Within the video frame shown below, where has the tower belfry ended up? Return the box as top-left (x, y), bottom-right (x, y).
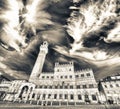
top-left (29, 41), bottom-right (48, 83)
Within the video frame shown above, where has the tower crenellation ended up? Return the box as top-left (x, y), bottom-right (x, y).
top-left (54, 61), bottom-right (74, 67)
top-left (54, 61), bottom-right (74, 73)
top-left (39, 41), bottom-right (48, 54)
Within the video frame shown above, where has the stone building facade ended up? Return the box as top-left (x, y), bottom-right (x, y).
top-left (99, 75), bottom-right (120, 104)
top-left (0, 80), bottom-right (11, 100)
top-left (0, 41), bottom-right (120, 106)
top-left (4, 80), bottom-right (35, 102)
top-left (28, 63), bottom-right (100, 106)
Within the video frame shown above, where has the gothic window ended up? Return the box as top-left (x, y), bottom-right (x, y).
top-left (37, 94), bottom-right (40, 100)
top-left (47, 76), bottom-right (49, 79)
top-left (55, 86), bottom-right (58, 89)
top-left (44, 86), bottom-right (47, 89)
top-left (75, 75), bottom-right (79, 78)
top-left (70, 85), bottom-right (73, 89)
top-left (48, 94), bottom-right (51, 99)
top-left (49, 86), bottom-right (52, 89)
top-left (40, 85), bottom-right (42, 88)
top-left (92, 95), bottom-right (97, 100)
top-left (81, 74), bottom-right (84, 77)
top-left (59, 94), bottom-right (62, 99)
top-left (65, 76), bottom-right (67, 78)
top-left (86, 73), bottom-right (90, 76)
top-left (89, 84), bottom-right (94, 88)
top-left (110, 84), bottom-right (113, 88)
top-left (78, 94), bottom-right (82, 100)
top-left (43, 94), bottom-right (46, 100)
top-left (19, 86), bottom-right (29, 99)
top-left (65, 94), bottom-right (68, 99)
top-left (54, 94), bottom-right (57, 99)
top-left (32, 93), bottom-right (35, 98)
top-left (51, 76), bottom-right (53, 79)
top-left (30, 87), bottom-right (33, 92)
top-left (60, 86), bottom-right (63, 89)
top-left (70, 75), bottom-right (72, 78)
top-left (60, 76), bottom-right (63, 79)
top-left (83, 85), bottom-right (87, 88)
top-left (70, 94), bottom-right (74, 100)
top-left (77, 85), bottom-right (80, 89)
top-left (64, 86), bottom-right (68, 89)
top-left (42, 76), bottom-right (45, 79)
top-left (85, 94), bottom-right (89, 99)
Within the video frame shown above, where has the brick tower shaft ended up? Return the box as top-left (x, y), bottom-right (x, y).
top-left (29, 41), bottom-right (48, 83)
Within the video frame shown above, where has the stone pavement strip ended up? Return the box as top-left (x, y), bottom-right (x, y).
top-left (0, 102), bottom-right (120, 109)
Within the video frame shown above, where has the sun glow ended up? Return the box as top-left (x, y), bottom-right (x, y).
top-left (0, 0), bottom-right (52, 53)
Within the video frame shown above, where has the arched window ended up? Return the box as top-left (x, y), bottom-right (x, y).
top-left (65, 94), bottom-right (68, 99)
top-left (19, 86), bottom-right (29, 99)
top-left (30, 87), bottom-right (33, 92)
top-left (48, 94), bottom-right (51, 99)
top-left (54, 94), bottom-right (57, 99)
top-left (32, 93), bottom-right (35, 98)
top-left (81, 74), bottom-right (84, 77)
top-left (43, 94), bottom-right (46, 100)
top-left (77, 85), bottom-right (80, 89)
top-left (37, 94), bottom-right (40, 100)
top-left (70, 94), bottom-right (74, 100)
top-left (110, 84), bottom-right (113, 88)
top-left (78, 94), bottom-right (82, 100)
top-left (86, 73), bottom-right (90, 76)
top-left (59, 94), bottom-right (62, 99)
top-left (92, 94), bottom-right (97, 100)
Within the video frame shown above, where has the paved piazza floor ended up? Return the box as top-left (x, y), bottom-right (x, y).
top-left (0, 102), bottom-right (120, 109)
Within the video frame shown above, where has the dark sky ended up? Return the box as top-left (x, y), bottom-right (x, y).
top-left (0, 0), bottom-right (120, 80)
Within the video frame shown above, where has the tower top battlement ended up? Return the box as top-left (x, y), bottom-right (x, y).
top-left (40, 41), bottom-right (48, 49)
top-left (55, 61), bottom-right (74, 67)
top-left (39, 41), bottom-right (48, 54)
top-left (54, 61), bottom-right (74, 73)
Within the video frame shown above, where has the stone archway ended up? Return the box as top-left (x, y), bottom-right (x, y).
top-left (19, 86), bottom-right (29, 100)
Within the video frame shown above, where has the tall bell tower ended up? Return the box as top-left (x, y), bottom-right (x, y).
top-left (29, 41), bottom-right (48, 83)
